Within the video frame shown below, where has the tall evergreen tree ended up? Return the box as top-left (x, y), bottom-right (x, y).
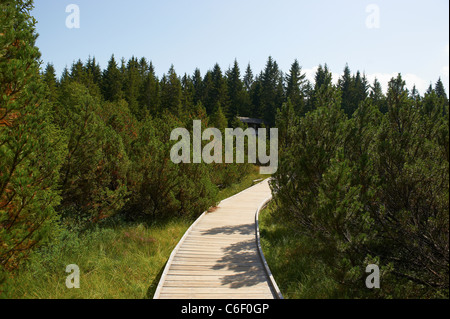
top-left (203, 64), bottom-right (229, 118)
top-left (285, 59), bottom-right (307, 114)
top-left (338, 64), bottom-right (353, 116)
top-left (43, 63), bottom-right (59, 103)
top-left (181, 73), bottom-right (195, 114)
top-left (243, 63), bottom-right (254, 92)
top-left (212, 63), bottom-right (230, 117)
top-left (260, 56), bottom-right (284, 126)
top-left (160, 65), bottom-right (182, 116)
top-left (139, 61), bottom-right (160, 117)
top-left (192, 68), bottom-right (203, 106)
top-left (102, 55), bottom-right (123, 102)
top-left (435, 77), bottom-right (449, 116)
top-left (307, 64), bottom-right (334, 112)
top-left (1, 0), bottom-right (66, 278)
top-left (250, 73), bottom-right (263, 118)
top-left (370, 78), bottom-right (388, 114)
top-left (435, 77), bottom-right (448, 101)
top-left (123, 56), bottom-right (141, 116)
top-left (226, 60), bottom-right (247, 121)
top-left (353, 71), bottom-right (369, 109)
top-left (86, 56), bottom-right (102, 86)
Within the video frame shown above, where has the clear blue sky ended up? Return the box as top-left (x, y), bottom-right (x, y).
top-left (32, 0), bottom-right (449, 94)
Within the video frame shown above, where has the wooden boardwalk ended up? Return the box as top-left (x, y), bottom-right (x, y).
top-left (154, 179), bottom-right (283, 299)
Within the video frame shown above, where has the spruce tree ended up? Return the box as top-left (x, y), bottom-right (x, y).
top-left (285, 59), bottom-right (307, 114)
top-left (435, 77), bottom-right (448, 101)
top-left (370, 78), bottom-right (388, 114)
top-left (160, 65), bottom-right (182, 116)
top-left (338, 64), bottom-right (353, 116)
top-left (261, 56), bottom-right (284, 126)
top-left (139, 61), bottom-right (160, 117)
top-left (102, 54), bottom-right (123, 102)
top-left (226, 60), bottom-right (246, 121)
top-left (123, 56), bottom-right (142, 117)
top-left (243, 63), bottom-right (254, 92)
top-left (43, 63), bottom-right (59, 103)
top-left (181, 73), bottom-right (195, 115)
top-left (307, 64), bottom-right (334, 112)
top-left (192, 68), bottom-right (204, 106)
top-left (86, 56), bottom-right (102, 87)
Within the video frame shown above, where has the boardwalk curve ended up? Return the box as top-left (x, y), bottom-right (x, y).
top-left (153, 179), bottom-right (283, 299)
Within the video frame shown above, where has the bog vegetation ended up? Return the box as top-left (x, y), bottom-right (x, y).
top-left (1, 0), bottom-right (448, 298)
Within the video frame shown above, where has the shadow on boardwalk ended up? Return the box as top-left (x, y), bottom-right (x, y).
top-left (202, 224), bottom-right (267, 289)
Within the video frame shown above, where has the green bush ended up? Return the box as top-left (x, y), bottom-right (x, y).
top-left (54, 82), bottom-right (130, 220)
top-left (272, 75), bottom-right (449, 298)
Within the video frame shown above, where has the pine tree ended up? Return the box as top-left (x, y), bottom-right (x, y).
top-left (307, 64), bottom-right (334, 112)
top-left (260, 56), bottom-right (284, 126)
top-left (139, 61), bottom-right (160, 117)
top-left (352, 71), bottom-right (369, 111)
top-left (192, 68), bottom-right (203, 106)
top-left (202, 64), bottom-right (230, 118)
top-left (70, 59), bottom-right (86, 84)
top-left (102, 55), bottom-right (123, 102)
top-left (226, 60), bottom-right (247, 121)
top-left (181, 73), bottom-right (195, 115)
top-left (160, 65), bottom-right (182, 116)
top-left (86, 56), bottom-right (102, 86)
top-left (56, 82), bottom-right (129, 220)
top-left (370, 78), bottom-right (388, 114)
top-left (211, 104), bottom-right (228, 131)
top-left (338, 64), bottom-right (353, 116)
top-left (435, 77), bottom-right (449, 116)
top-left (211, 63), bottom-right (230, 117)
top-left (243, 63), bottom-right (254, 92)
top-left (285, 59), bottom-right (307, 114)
top-left (250, 73), bottom-right (263, 118)
top-left (314, 64), bottom-right (333, 90)
top-left (138, 57), bottom-right (150, 79)
top-left (123, 56), bottom-right (142, 117)
top-left (435, 77), bottom-right (448, 101)
top-left (43, 63), bottom-right (59, 103)
top-left (276, 99), bottom-right (299, 151)
top-left (1, 0), bottom-right (66, 277)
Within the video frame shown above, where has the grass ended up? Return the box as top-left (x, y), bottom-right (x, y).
top-left (258, 202), bottom-right (447, 299)
top-left (4, 166), bottom-right (269, 299)
top-left (258, 202), bottom-right (344, 299)
top-left (6, 218), bottom-right (191, 299)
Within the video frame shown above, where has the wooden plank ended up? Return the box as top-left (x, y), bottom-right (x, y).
top-left (163, 275), bottom-right (269, 282)
top-left (160, 287), bottom-right (272, 294)
top-left (153, 179), bottom-right (281, 300)
top-left (171, 258), bottom-right (261, 264)
top-left (163, 281), bottom-right (271, 288)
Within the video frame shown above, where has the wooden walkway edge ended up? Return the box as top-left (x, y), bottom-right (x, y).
top-left (153, 179), bottom-right (283, 299)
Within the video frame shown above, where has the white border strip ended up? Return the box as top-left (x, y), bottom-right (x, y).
top-left (153, 178), bottom-right (270, 299)
top-left (255, 196), bottom-right (284, 299)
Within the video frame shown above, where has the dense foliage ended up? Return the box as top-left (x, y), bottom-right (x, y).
top-left (0, 0), bottom-right (66, 283)
top-left (272, 68), bottom-right (449, 298)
